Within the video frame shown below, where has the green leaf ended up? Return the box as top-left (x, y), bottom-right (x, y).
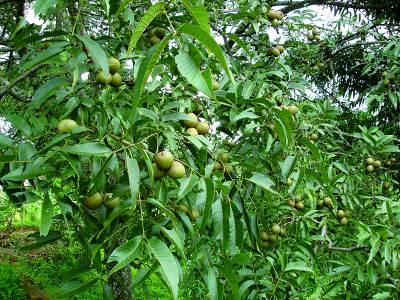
top-left (114, 0), bottom-right (132, 17)
top-left (175, 51), bottom-right (214, 99)
top-left (232, 109), bottom-right (258, 123)
top-left (248, 172), bottom-right (277, 194)
top-left (31, 77), bottom-right (68, 109)
top-left (159, 226), bottom-right (186, 260)
top-left (126, 157), bottom-right (139, 209)
top-left (33, 0), bottom-right (58, 15)
top-left (178, 174), bottom-right (199, 199)
top-left (284, 262), bottom-right (313, 273)
top-left (23, 41), bottom-right (68, 70)
top-left (57, 279), bottom-right (99, 298)
top-left (162, 112), bottom-right (199, 122)
top-left (281, 155), bottom-right (297, 180)
top-left (6, 114), bottom-right (32, 137)
top-left (201, 178), bottom-right (215, 231)
top-left (40, 195), bottom-right (53, 236)
top-left (77, 35), bottom-right (109, 76)
top-left (132, 35), bottom-right (171, 110)
top-left (182, 1), bottom-right (210, 32)
top-left (206, 267), bottom-right (218, 300)
top-left (126, 3), bottom-right (165, 55)
top-left (367, 236), bottom-right (381, 264)
top-left (0, 133), bottom-right (14, 149)
top-left (178, 24), bottom-right (235, 86)
top-left (229, 34), bottom-right (252, 57)
top-left (107, 236), bottom-right (142, 276)
top-left (63, 143), bottom-right (112, 156)
top-left (147, 238), bottom-right (179, 300)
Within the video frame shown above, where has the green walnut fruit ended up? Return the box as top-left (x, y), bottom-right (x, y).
top-left (57, 119), bottom-right (78, 133)
top-left (383, 182), bottom-right (390, 189)
top-left (295, 195), bottom-right (302, 202)
top-left (385, 160), bottom-right (392, 167)
top-left (96, 70), bottom-right (112, 85)
top-left (183, 112), bottom-right (198, 128)
top-left (287, 200), bottom-right (295, 207)
top-left (366, 164), bottom-right (374, 172)
top-left (287, 178), bottom-right (293, 185)
top-left (167, 161), bottom-right (186, 179)
top-left (317, 62), bottom-right (325, 68)
top-left (277, 45), bottom-right (285, 53)
top-left (213, 161), bottom-right (222, 171)
top-left (268, 234), bottom-right (278, 243)
top-left (152, 163), bottom-right (165, 179)
top-left (279, 228), bottom-right (286, 237)
top-left (261, 240), bottom-right (270, 248)
top-left (275, 11), bottom-right (284, 20)
top-left (390, 157), bottom-right (396, 163)
top-left (212, 79), bottom-right (220, 90)
top-left (271, 47), bottom-right (281, 57)
top-left (340, 217), bottom-right (348, 226)
top-left (84, 192), bottom-right (103, 209)
top-left (344, 209), bottom-right (352, 218)
top-left (366, 157), bottom-right (374, 165)
top-left (175, 204), bottom-right (189, 214)
top-left (271, 225), bottom-right (281, 234)
top-left (104, 196), bottom-right (121, 209)
top-left (310, 133), bottom-right (318, 141)
top-left (189, 209), bottom-right (200, 221)
top-left (337, 210), bottom-right (345, 219)
top-left (108, 58), bottom-right (120, 74)
top-left (186, 127), bottom-right (198, 136)
top-left (149, 35), bottom-right (161, 45)
top-left (110, 72), bottom-right (122, 87)
top-left (260, 231), bottom-right (269, 241)
top-left (287, 105), bottom-right (299, 116)
top-left (373, 160), bottom-right (381, 168)
top-left (223, 164), bottom-right (234, 176)
top-left (312, 28), bottom-right (319, 36)
top-left (154, 151), bottom-right (174, 170)
top-left (266, 10), bottom-right (277, 21)
top-left (218, 152), bottom-right (230, 163)
top-left (307, 34), bottom-right (315, 41)
top-left (196, 122), bottom-right (209, 135)
top-left (323, 197), bottom-right (332, 207)
top-left (314, 35), bottom-right (320, 41)
top-left (295, 202), bottom-right (304, 210)
top-left (154, 27), bottom-right (166, 39)
top-left (317, 200), bottom-right (324, 208)
top-left (271, 19), bottom-right (280, 28)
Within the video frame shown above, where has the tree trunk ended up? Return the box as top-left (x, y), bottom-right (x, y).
top-left (107, 265), bottom-right (134, 300)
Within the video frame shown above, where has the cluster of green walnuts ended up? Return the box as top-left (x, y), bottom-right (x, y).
top-left (95, 57), bottom-right (123, 87)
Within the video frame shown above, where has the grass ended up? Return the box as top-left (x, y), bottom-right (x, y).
top-left (0, 198), bottom-right (174, 299)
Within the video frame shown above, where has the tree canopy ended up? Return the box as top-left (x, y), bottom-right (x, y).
top-left (0, 0), bottom-right (399, 299)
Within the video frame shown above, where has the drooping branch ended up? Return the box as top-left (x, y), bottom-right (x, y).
top-left (0, 77), bottom-right (27, 101)
top-left (321, 225), bottom-right (368, 252)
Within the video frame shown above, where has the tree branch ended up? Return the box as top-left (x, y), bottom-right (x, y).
top-left (275, 0), bottom-right (399, 14)
top-left (321, 225), bottom-right (368, 252)
top-left (0, 65), bottom-right (42, 101)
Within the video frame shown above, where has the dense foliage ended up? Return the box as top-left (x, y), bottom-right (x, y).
top-left (0, 0), bottom-right (399, 299)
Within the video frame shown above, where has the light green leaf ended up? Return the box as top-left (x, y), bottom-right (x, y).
top-left (23, 41), bottom-right (68, 70)
top-left (175, 51), bottom-right (214, 99)
top-left (126, 157), bottom-right (139, 209)
top-left (40, 195), bottom-right (53, 236)
top-left (63, 143), bottom-right (112, 156)
top-left (114, 0), bottom-right (132, 17)
top-left (178, 174), bottom-right (199, 199)
top-left (107, 236), bottom-right (142, 275)
top-left (77, 35), bottom-right (109, 76)
top-left (182, 1), bottom-right (210, 32)
top-left (281, 155), bottom-right (297, 180)
top-left (232, 109), bottom-right (258, 123)
top-left (33, 0), bottom-right (58, 15)
top-left (248, 172), bottom-right (277, 194)
top-left (31, 77), bottom-right (68, 109)
top-left (201, 178), bottom-right (215, 231)
top-left (284, 262), bottom-right (313, 273)
top-left (0, 133), bottom-right (14, 149)
top-left (147, 238), bottom-right (179, 300)
top-left (178, 24), bottom-right (235, 86)
top-left (5, 114), bottom-right (32, 137)
top-left (159, 226), bottom-right (185, 260)
top-left (132, 35), bottom-right (171, 110)
top-left (126, 3), bottom-right (165, 55)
